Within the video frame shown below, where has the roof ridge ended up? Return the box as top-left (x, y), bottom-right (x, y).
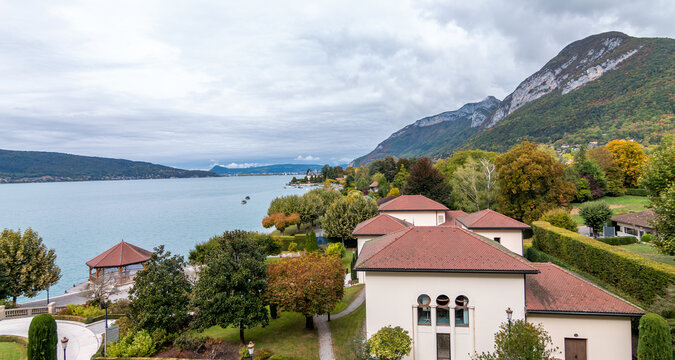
top-left (538, 263), bottom-right (644, 311)
top-left (456, 226), bottom-right (537, 270)
top-left (358, 227), bottom-right (416, 267)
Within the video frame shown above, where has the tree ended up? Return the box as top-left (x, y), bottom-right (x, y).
top-left (305, 229), bottom-right (318, 252)
top-left (0, 228), bottom-right (61, 306)
top-left (267, 195), bottom-right (301, 216)
top-left (0, 258), bottom-right (11, 303)
top-left (402, 157), bottom-right (451, 205)
top-left (325, 242), bottom-right (345, 258)
top-left (606, 139), bottom-right (647, 188)
top-left (640, 136), bottom-right (675, 254)
top-left (298, 191), bottom-right (323, 226)
top-left (579, 201), bottom-right (612, 238)
top-left (387, 187), bottom-right (400, 197)
top-left (262, 212), bottom-right (301, 234)
top-left (392, 164), bottom-right (410, 190)
top-left (587, 146), bottom-right (625, 195)
top-left (369, 156), bottom-right (398, 182)
top-left (191, 230), bottom-right (269, 343)
top-left (474, 320), bottom-right (558, 360)
top-left (323, 196), bottom-right (378, 241)
top-left (366, 326), bottom-right (412, 360)
top-left (436, 150), bottom-right (499, 181)
top-left (495, 142), bottom-right (576, 223)
top-left (539, 208), bottom-right (578, 232)
top-left (28, 314), bottom-right (57, 360)
top-left (450, 157), bottom-right (499, 212)
top-left (128, 246), bottom-right (192, 334)
top-left (265, 253), bottom-right (344, 329)
top-left (574, 148), bottom-right (607, 199)
top-left (638, 313), bottom-right (672, 360)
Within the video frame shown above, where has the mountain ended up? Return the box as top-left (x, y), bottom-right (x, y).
top-left (353, 32), bottom-right (674, 163)
top-left (209, 163), bottom-right (323, 175)
top-left (351, 96), bottom-right (500, 165)
top-left (0, 149), bottom-right (216, 183)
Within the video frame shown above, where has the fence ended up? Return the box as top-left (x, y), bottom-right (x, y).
top-left (0, 302), bottom-right (59, 320)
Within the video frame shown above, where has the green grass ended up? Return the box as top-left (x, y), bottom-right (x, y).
top-left (571, 195), bottom-right (650, 225)
top-left (342, 250), bottom-right (354, 272)
top-left (332, 284), bottom-right (364, 315)
top-left (0, 342), bottom-right (26, 360)
top-left (201, 311), bottom-right (319, 360)
top-left (330, 303), bottom-right (366, 360)
top-left (619, 243), bottom-right (675, 266)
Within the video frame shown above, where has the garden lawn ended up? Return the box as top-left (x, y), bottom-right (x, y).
top-left (330, 303), bottom-right (366, 360)
top-left (332, 284), bottom-right (364, 315)
top-left (201, 311), bottom-right (319, 360)
top-left (619, 243), bottom-right (675, 267)
top-left (0, 342), bottom-right (26, 360)
top-left (571, 195), bottom-right (649, 225)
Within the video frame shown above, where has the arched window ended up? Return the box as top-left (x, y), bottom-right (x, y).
top-left (455, 295), bottom-right (469, 326)
top-left (417, 294), bottom-right (431, 325)
top-left (436, 295), bottom-right (450, 325)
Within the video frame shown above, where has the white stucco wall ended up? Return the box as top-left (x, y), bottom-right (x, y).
top-left (470, 229), bottom-right (524, 255)
top-left (364, 271), bottom-right (526, 360)
top-left (382, 211), bottom-right (445, 226)
top-left (356, 236), bottom-right (373, 284)
top-left (527, 314), bottom-right (633, 360)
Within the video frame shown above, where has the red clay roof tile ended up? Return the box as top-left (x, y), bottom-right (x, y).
top-left (457, 209), bottom-right (530, 229)
top-left (352, 213), bottom-right (411, 236)
top-left (441, 210), bottom-right (468, 227)
top-left (86, 241), bottom-right (153, 268)
top-left (378, 195), bottom-right (449, 212)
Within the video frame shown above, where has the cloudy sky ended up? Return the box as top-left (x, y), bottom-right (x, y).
top-left (1, 0), bottom-right (673, 169)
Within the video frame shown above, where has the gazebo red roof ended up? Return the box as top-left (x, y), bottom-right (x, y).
top-left (86, 241), bottom-right (153, 268)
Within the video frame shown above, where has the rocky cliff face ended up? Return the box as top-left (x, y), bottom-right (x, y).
top-left (480, 32), bottom-right (641, 129)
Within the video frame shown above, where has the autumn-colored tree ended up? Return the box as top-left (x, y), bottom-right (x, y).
top-left (402, 157), bottom-right (451, 205)
top-left (262, 212), bottom-right (301, 234)
top-left (587, 146), bottom-right (625, 195)
top-left (265, 253), bottom-right (344, 329)
top-left (495, 142), bottom-right (576, 223)
top-left (606, 139), bottom-right (647, 188)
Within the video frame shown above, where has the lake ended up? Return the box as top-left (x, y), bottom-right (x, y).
top-left (0, 175), bottom-right (311, 301)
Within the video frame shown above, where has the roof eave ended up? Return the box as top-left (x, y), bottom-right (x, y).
top-left (526, 310), bottom-right (644, 317)
top-left (354, 267), bottom-right (539, 274)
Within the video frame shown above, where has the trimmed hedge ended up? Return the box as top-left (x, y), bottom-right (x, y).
top-left (28, 313), bottom-right (57, 360)
top-left (638, 313), bottom-right (672, 360)
top-left (532, 221), bottom-right (675, 306)
top-left (598, 236), bottom-right (639, 245)
top-left (0, 335), bottom-right (28, 346)
top-left (524, 246), bottom-right (551, 263)
top-left (274, 234), bottom-right (307, 251)
top-left (626, 188), bottom-right (649, 196)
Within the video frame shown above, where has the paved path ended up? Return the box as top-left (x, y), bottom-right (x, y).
top-left (20, 291), bottom-right (90, 308)
top-left (314, 287), bottom-right (366, 360)
top-left (0, 318), bottom-right (100, 360)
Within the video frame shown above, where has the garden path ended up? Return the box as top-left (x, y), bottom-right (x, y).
top-left (314, 289), bottom-right (365, 360)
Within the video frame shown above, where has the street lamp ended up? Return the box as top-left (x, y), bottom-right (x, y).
top-left (506, 307), bottom-right (513, 336)
top-left (247, 341), bottom-right (255, 360)
top-left (104, 294), bottom-right (109, 329)
top-left (61, 337), bottom-right (69, 360)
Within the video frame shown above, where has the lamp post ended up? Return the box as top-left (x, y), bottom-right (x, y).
top-left (104, 295), bottom-right (109, 329)
top-left (247, 341), bottom-right (255, 360)
top-left (506, 307), bottom-right (513, 336)
top-left (61, 337), bottom-right (69, 360)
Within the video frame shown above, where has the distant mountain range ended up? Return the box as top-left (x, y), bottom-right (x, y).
top-left (353, 31), bottom-right (674, 164)
top-left (209, 163), bottom-right (323, 175)
top-left (0, 149), bottom-right (216, 183)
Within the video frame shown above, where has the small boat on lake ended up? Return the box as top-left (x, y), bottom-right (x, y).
top-left (245, 196), bottom-right (250, 200)
top-left (241, 200), bottom-right (247, 204)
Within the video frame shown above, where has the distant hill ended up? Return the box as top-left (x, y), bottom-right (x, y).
top-left (0, 149), bottom-right (216, 183)
top-left (209, 163), bottom-right (323, 175)
top-left (353, 32), bottom-right (674, 164)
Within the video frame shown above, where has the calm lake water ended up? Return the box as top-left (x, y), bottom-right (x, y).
top-left (0, 175), bottom-right (310, 301)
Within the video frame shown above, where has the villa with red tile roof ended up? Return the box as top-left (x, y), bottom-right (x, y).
top-left (456, 208), bottom-right (530, 255)
top-left (352, 195), bottom-right (643, 360)
top-left (378, 195), bottom-right (449, 226)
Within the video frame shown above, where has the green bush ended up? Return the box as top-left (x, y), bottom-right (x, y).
top-left (275, 235), bottom-right (306, 251)
top-left (598, 236), bottom-right (638, 245)
top-left (326, 242), bottom-right (346, 258)
top-left (627, 188), bottom-right (649, 196)
top-left (638, 313), bottom-right (672, 360)
top-left (28, 314), bottom-right (57, 360)
top-left (173, 332), bottom-right (204, 352)
top-left (524, 247), bottom-right (551, 262)
top-left (65, 304), bottom-right (105, 317)
top-left (305, 230), bottom-right (319, 252)
top-left (532, 221), bottom-right (675, 306)
top-left (288, 242), bottom-right (298, 252)
top-left (641, 234), bottom-right (654, 243)
top-left (106, 329), bottom-right (155, 357)
top-left (539, 208), bottom-right (578, 232)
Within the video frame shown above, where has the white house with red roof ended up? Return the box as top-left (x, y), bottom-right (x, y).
top-left (353, 196), bottom-right (644, 360)
top-left (378, 195), bottom-right (450, 226)
top-left (456, 208), bottom-right (530, 256)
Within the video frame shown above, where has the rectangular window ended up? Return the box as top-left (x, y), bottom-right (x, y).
top-left (437, 307), bottom-right (450, 325)
top-left (418, 307), bottom-right (431, 325)
top-left (494, 237), bottom-right (501, 243)
top-left (455, 308), bottom-right (469, 326)
top-left (437, 333), bottom-right (451, 360)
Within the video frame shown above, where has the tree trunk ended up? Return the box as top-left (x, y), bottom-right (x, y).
top-left (305, 315), bottom-right (314, 330)
top-left (270, 304), bottom-right (278, 319)
top-left (12, 296), bottom-right (17, 307)
top-left (240, 322), bottom-right (245, 344)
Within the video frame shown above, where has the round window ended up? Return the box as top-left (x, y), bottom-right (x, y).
top-left (455, 295), bottom-right (469, 307)
top-left (417, 294), bottom-right (431, 306)
top-left (436, 295), bottom-right (450, 306)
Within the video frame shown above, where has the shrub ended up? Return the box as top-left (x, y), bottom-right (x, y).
top-left (638, 313), bottom-right (672, 360)
top-left (367, 326), bottom-right (411, 360)
top-left (627, 188), bottom-right (649, 196)
top-left (173, 332), bottom-right (204, 352)
top-left (532, 221), bottom-right (675, 306)
top-left (539, 208), bottom-right (578, 232)
top-left (474, 320), bottom-right (558, 360)
top-left (524, 247), bottom-right (550, 263)
top-left (106, 329), bottom-right (155, 357)
top-left (239, 346), bottom-right (273, 360)
top-left (65, 304), bottom-right (104, 317)
top-left (287, 242), bottom-right (298, 252)
top-left (641, 234), bottom-right (654, 243)
top-left (110, 299), bottom-right (131, 314)
top-left (326, 242), bottom-right (346, 258)
top-left (578, 201), bottom-right (612, 237)
top-left (305, 229), bottom-right (319, 252)
top-left (28, 314), bottom-right (57, 360)
top-left (598, 236), bottom-right (638, 245)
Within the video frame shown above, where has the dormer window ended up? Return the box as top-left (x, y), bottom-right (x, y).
top-left (417, 294), bottom-right (431, 325)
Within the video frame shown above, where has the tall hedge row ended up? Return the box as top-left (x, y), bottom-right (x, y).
top-left (28, 314), bottom-right (57, 360)
top-left (532, 221), bottom-right (675, 306)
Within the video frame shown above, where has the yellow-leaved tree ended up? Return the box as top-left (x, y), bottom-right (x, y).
top-left (606, 139), bottom-right (648, 188)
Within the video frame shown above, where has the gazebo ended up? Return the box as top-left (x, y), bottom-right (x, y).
top-left (86, 240), bottom-right (153, 284)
